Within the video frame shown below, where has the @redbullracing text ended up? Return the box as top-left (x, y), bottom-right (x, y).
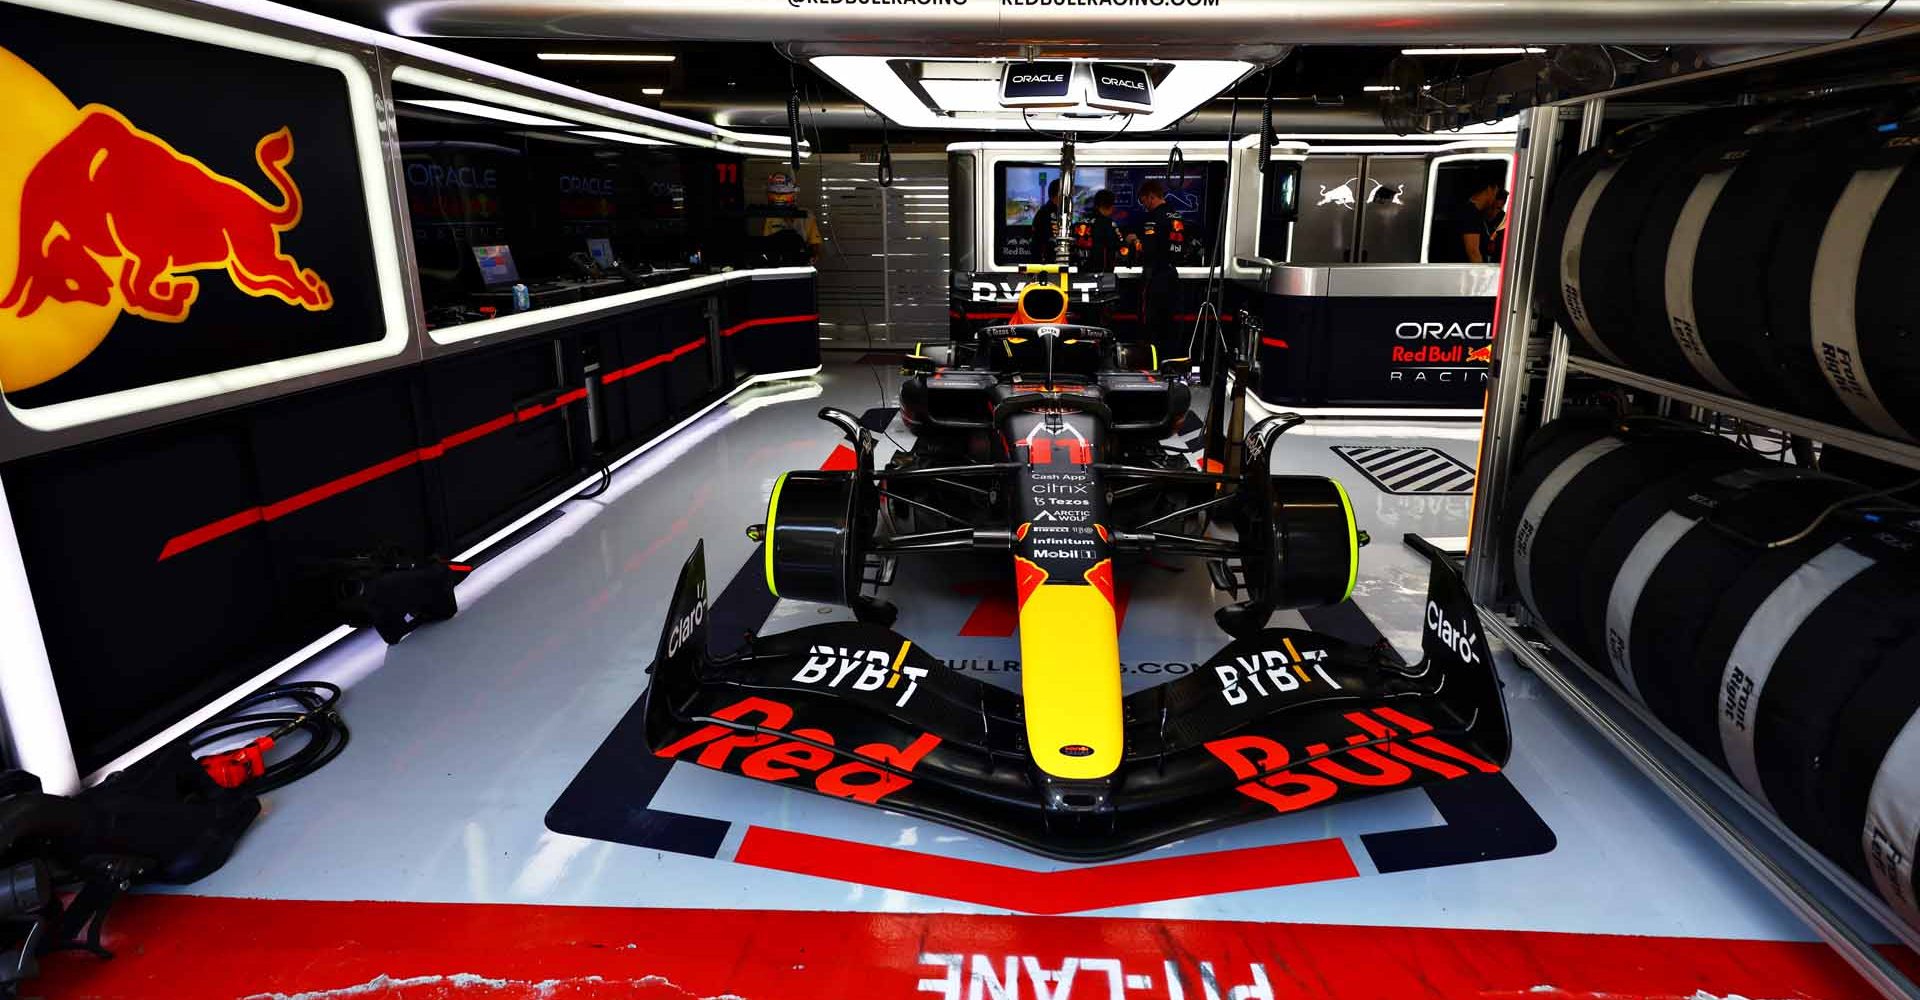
top-left (918, 954), bottom-right (1273, 1000)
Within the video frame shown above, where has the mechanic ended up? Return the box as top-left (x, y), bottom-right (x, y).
top-left (1434, 167), bottom-right (1509, 264)
top-left (759, 171), bottom-right (823, 265)
top-left (1128, 179), bottom-right (1182, 347)
top-left (1029, 179), bottom-right (1064, 264)
top-left (1072, 189), bottom-right (1124, 273)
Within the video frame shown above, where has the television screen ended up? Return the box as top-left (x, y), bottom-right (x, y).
top-left (995, 161), bottom-right (1226, 265)
top-left (587, 237), bottom-right (615, 268)
top-left (472, 244), bottom-right (520, 287)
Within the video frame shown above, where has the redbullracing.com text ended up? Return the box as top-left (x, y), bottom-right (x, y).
top-left (1003, 0), bottom-right (1222, 6)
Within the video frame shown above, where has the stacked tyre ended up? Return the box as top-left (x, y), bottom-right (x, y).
top-left (1538, 95), bottom-right (1920, 441)
top-left (1508, 419), bottom-right (1920, 926)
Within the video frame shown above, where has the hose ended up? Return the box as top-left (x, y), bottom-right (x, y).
top-left (187, 682), bottom-right (349, 795)
top-left (787, 84), bottom-right (802, 179)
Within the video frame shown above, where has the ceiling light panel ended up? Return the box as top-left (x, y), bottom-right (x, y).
top-left (813, 56), bottom-right (1249, 133)
top-left (538, 52), bottom-right (676, 62)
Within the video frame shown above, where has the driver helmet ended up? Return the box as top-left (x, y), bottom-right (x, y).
top-left (767, 172), bottom-right (798, 206)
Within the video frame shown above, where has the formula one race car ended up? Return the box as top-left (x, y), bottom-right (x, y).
top-left (644, 268), bottom-right (1510, 860)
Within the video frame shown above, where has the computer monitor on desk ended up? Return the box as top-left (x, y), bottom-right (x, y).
top-left (472, 244), bottom-right (520, 288)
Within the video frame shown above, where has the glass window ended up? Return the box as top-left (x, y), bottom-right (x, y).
top-left (1256, 159), bottom-right (1302, 261)
top-left (394, 84), bottom-right (719, 331)
top-left (1424, 155), bottom-right (1514, 263)
top-left (991, 161), bottom-right (1229, 267)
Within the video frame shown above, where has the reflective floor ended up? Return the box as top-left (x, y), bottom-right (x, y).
top-left (36, 364), bottom-right (1888, 999)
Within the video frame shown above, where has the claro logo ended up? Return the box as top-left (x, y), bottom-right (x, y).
top-left (1396, 321), bottom-right (1492, 341)
top-left (664, 583), bottom-right (706, 660)
top-left (1427, 600), bottom-right (1480, 666)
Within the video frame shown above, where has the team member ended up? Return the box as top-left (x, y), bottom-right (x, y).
top-left (1128, 179), bottom-right (1182, 347)
top-left (1072, 189), bottom-right (1124, 273)
top-left (760, 172), bottom-right (822, 264)
top-left (1434, 169), bottom-right (1508, 264)
top-left (1029, 179), bottom-right (1064, 264)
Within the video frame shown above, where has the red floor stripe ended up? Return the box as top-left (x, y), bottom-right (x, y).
top-left (819, 443), bottom-right (858, 471)
top-left (721, 313), bottom-right (818, 337)
top-left (734, 826), bottom-right (1358, 914)
top-left (30, 896), bottom-right (1902, 999)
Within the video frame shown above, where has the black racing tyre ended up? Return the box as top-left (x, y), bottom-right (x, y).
top-left (1244, 474), bottom-right (1360, 611)
top-left (1539, 113), bottom-right (1756, 379)
top-left (1572, 453), bottom-right (1769, 714)
top-left (764, 470), bottom-right (862, 605)
top-left (1768, 96), bottom-right (1920, 434)
top-left (1815, 636), bottom-right (1920, 922)
top-left (1601, 467), bottom-right (1870, 755)
top-left (1506, 418), bottom-right (1746, 661)
top-left (1688, 517), bottom-right (1920, 847)
top-left (1626, 107), bottom-right (1852, 402)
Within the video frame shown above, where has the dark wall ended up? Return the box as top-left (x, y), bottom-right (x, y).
top-left (2, 277), bottom-right (816, 771)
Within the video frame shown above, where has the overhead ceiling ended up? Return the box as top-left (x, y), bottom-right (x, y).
top-left (277, 0), bottom-right (1918, 141)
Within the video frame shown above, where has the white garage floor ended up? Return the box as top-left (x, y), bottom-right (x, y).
top-left (34, 364), bottom-right (1895, 1000)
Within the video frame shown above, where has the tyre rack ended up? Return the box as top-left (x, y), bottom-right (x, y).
top-left (1463, 23), bottom-right (1920, 1000)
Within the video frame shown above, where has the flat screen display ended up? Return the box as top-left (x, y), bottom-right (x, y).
top-left (995, 162), bottom-right (1227, 265)
top-left (472, 244), bottom-right (520, 287)
top-left (587, 237), bottom-right (615, 268)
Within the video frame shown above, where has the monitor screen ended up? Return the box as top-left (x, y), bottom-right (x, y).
top-left (995, 162), bottom-right (1227, 265)
top-left (587, 238), bottom-right (615, 269)
top-left (472, 244), bottom-right (519, 287)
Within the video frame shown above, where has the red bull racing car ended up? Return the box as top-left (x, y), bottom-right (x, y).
top-left (644, 272), bottom-right (1510, 860)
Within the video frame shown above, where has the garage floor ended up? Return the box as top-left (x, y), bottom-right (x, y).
top-left (32, 364), bottom-right (1897, 999)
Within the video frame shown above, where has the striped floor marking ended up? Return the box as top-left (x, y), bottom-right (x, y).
top-left (1334, 445), bottom-right (1476, 495)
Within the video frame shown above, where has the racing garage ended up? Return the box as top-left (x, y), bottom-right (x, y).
top-left (4, 1), bottom-right (1920, 998)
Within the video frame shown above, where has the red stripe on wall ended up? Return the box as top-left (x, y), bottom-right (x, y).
top-left (30, 896), bottom-right (1900, 999)
top-left (156, 313), bottom-right (792, 562)
top-left (721, 313), bottom-right (818, 337)
top-left (156, 386), bottom-right (593, 562)
top-left (734, 826), bottom-right (1358, 914)
top-left (599, 337), bottom-right (706, 385)
top-left (1261, 336), bottom-right (1290, 349)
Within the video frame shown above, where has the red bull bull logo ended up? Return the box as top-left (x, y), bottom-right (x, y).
top-left (1467, 345), bottom-right (1493, 363)
top-left (0, 46), bottom-right (329, 392)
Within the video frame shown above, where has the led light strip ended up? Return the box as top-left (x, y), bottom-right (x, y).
top-left (182, 0), bottom-right (793, 150)
top-left (1, 0), bottom-right (411, 434)
top-left (394, 67), bottom-right (809, 158)
top-left (428, 266), bottom-right (816, 347)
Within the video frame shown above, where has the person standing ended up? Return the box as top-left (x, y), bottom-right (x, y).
top-left (1029, 179), bottom-right (1064, 264)
top-left (1073, 189), bottom-right (1123, 273)
top-left (759, 172), bottom-right (822, 264)
top-left (1128, 179), bottom-right (1182, 347)
top-left (1434, 169), bottom-right (1508, 264)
